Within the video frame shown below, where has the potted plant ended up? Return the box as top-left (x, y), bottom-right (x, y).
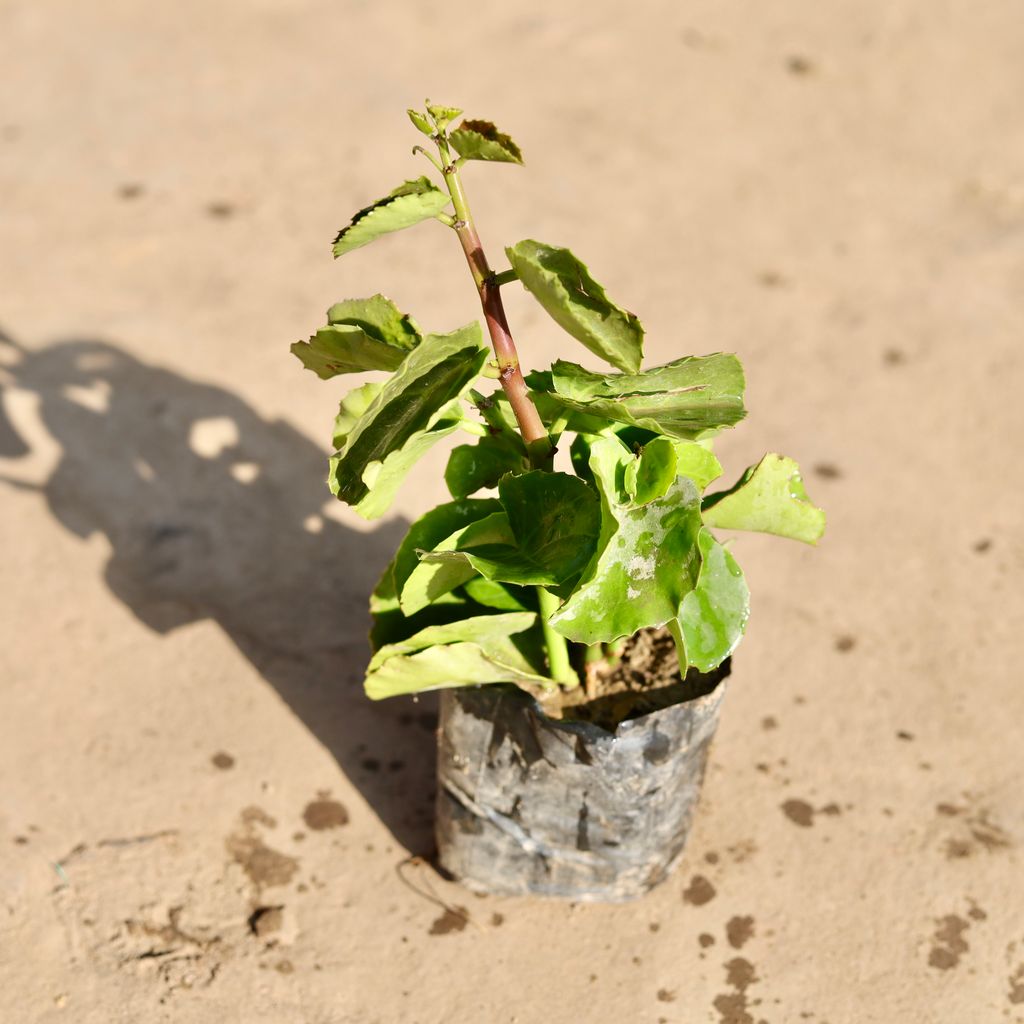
top-left (291, 103), bottom-right (825, 901)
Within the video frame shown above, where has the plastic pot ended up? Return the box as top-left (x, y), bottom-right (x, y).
top-left (434, 662), bottom-right (729, 902)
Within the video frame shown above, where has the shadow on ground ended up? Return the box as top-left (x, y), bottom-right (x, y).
top-left (0, 330), bottom-right (439, 853)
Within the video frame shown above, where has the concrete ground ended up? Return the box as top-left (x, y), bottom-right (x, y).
top-left (2, 1), bottom-right (1022, 1021)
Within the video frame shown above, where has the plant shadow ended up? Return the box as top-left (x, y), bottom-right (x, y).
top-left (0, 331), bottom-right (439, 853)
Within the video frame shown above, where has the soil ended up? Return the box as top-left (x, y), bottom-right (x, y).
top-left (544, 627), bottom-right (729, 731)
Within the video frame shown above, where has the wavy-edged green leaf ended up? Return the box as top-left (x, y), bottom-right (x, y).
top-left (391, 499), bottom-right (499, 610)
top-left (332, 177), bottom-right (451, 258)
top-left (365, 643), bottom-right (545, 700)
top-left (370, 502), bottom-right (523, 649)
top-left (507, 240), bottom-right (643, 373)
top-left (444, 432), bottom-right (527, 498)
top-left (624, 437), bottom-right (677, 506)
top-left (368, 611), bottom-right (537, 671)
top-left (523, 391), bottom-right (610, 438)
top-left (400, 509), bottom-right (512, 615)
top-left (369, 564), bottom-right (474, 650)
top-left (348, 413), bottom-right (464, 520)
top-left (703, 453), bottom-right (826, 545)
top-left (291, 326), bottom-right (407, 379)
top-left (329, 322), bottom-right (488, 514)
top-left (528, 354), bottom-right (745, 440)
top-left (677, 528), bottom-right (750, 671)
top-left (420, 471), bottom-right (600, 587)
top-left (550, 355), bottom-right (744, 404)
top-left (498, 471), bottom-right (600, 579)
top-left (450, 119), bottom-right (524, 164)
top-left (326, 294), bottom-right (421, 349)
top-left (390, 499), bottom-right (502, 601)
top-left (407, 108), bottom-right (434, 135)
top-left (426, 102), bottom-right (462, 130)
top-left (550, 438), bottom-right (704, 645)
top-left (673, 440), bottom-right (723, 490)
top-left (332, 382), bottom-right (382, 449)
top-left (364, 612), bottom-right (555, 699)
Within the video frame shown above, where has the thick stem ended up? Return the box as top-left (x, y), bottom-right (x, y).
top-left (436, 140), bottom-right (552, 468)
top-left (537, 588), bottom-right (577, 687)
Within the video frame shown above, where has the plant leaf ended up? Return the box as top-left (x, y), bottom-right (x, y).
top-left (449, 119), bottom-right (524, 164)
top-left (469, 388), bottom-right (525, 441)
top-left (402, 512), bottom-right (514, 616)
top-left (426, 102), bottom-right (462, 130)
top-left (552, 355), bottom-right (744, 404)
top-left (365, 643), bottom-right (546, 700)
top-left (348, 413), bottom-right (464, 520)
top-left (291, 326), bottom-right (407, 379)
top-left (390, 499), bottom-right (503, 600)
top-left (498, 470), bottom-right (601, 580)
top-left (293, 295), bottom-right (422, 381)
top-left (506, 240), bottom-right (643, 373)
top-left (461, 577), bottom-right (531, 611)
top-left (527, 354), bottom-right (746, 440)
top-left (420, 471), bottom-right (600, 587)
top-left (326, 294), bottom-right (422, 349)
top-left (364, 613), bottom-right (556, 699)
top-left (444, 432), bottom-right (527, 499)
top-left (550, 438), bottom-right (705, 645)
top-left (369, 568), bottom-right (475, 650)
top-left (703, 453), bottom-right (826, 545)
top-left (624, 436), bottom-right (677, 506)
top-left (332, 382), bottom-right (382, 449)
top-left (368, 611), bottom-right (537, 670)
top-left (673, 440), bottom-right (723, 490)
top-left (407, 108), bottom-right (434, 135)
top-left (329, 322), bottom-right (488, 515)
top-left (389, 497), bottom-right (501, 610)
top-left (370, 502), bottom-right (511, 648)
top-left (607, 429), bottom-right (723, 491)
top-left (332, 177), bottom-right (451, 258)
top-left (677, 528), bottom-right (750, 671)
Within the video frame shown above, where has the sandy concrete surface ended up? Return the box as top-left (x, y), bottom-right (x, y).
top-left (2, 1), bottom-right (1023, 1021)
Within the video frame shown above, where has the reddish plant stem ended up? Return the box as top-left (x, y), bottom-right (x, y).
top-left (440, 154), bottom-right (552, 467)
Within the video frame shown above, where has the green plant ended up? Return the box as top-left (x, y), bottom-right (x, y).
top-left (292, 102), bottom-right (825, 707)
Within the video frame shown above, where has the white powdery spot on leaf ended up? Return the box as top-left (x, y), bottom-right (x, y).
top-left (627, 554), bottom-right (656, 580)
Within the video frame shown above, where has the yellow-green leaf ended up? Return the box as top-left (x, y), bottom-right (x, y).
top-left (326, 294), bottom-right (421, 349)
top-left (624, 437), bottom-right (677, 506)
top-left (332, 177), bottom-right (451, 257)
top-left (673, 440), bottom-right (723, 490)
top-left (676, 528), bottom-right (750, 671)
top-left (364, 612), bottom-right (554, 699)
top-left (291, 325), bottom-right (407, 379)
top-left (703, 453), bottom-right (826, 545)
top-left (444, 433), bottom-right (527, 498)
top-left (450, 119), bottom-right (524, 164)
top-left (419, 471), bottom-right (601, 588)
top-left (528, 354), bottom-right (745, 440)
top-left (329, 323), bottom-right (488, 516)
top-left (407, 108), bottom-right (434, 135)
top-left (401, 510), bottom-right (513, 615)
top-left (426, 102), bottom-right (462, 130)
top-left (507, 240), bottom-right (643, 373)
top-left (550, 438), bottom-right (704, 645)
top-left (332, 382), bottom-right (382, 449)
